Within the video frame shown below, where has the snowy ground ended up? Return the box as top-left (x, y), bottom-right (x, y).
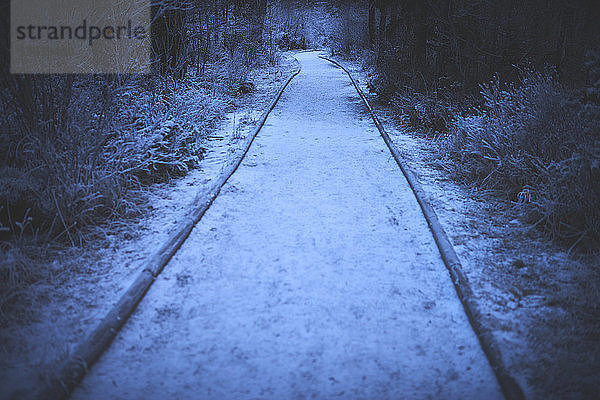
top-left (70, 52), bottom-right (502, 399)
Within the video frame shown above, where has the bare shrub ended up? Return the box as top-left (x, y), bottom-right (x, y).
top-left (265, 1), bottom-right (309, 51)
top-left (389, 89), bottom-right (458, 137)
top-left (331, 3), bottom-right (368, 56)
top-left (444, 71), bottom-right (600, 248)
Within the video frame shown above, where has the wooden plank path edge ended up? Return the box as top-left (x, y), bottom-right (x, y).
top-left (319, 55), bottom-right (525, 400)
top-left (16, 65), bottom-right (301, 400)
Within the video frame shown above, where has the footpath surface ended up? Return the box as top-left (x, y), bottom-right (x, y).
top-left (71, 52), bottom-right (503, 400)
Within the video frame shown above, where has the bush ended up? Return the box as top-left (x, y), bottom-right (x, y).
top-left (0, 74), bottom-right (220, 244)
top-left (0, 71), bottom-right (230, 321)
top-left (275, 31), bottom-right (308, 51)
top-left (444, 71), bottom-right (600, 248)
top-left (389, 90), bottom-right (456, 137)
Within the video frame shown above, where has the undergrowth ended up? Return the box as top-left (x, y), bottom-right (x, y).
top-left (0, 74), bottom-right (220, 319)
top-left (0, 59), bottom-right (269, 320)
top-left (443, 71), bottom-right (600, 249)
top-left (367, 57), bottom-right (600, 398)
top-left (375, 64), bottom-right (600, 251)
top-left (0, 75), bottom-right (219, 242)
top-left (0, 0), bottom-right (290, 323)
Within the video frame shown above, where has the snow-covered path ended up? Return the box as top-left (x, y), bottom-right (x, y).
top-left (71, 52), bottom-right (503, 400)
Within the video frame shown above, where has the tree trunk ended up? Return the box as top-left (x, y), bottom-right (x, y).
top-left (368, 0), bottom-right (376, 48)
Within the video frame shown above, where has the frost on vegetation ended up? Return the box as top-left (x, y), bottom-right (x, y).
top-left (0, 73), bottom-right (228, 319)
top-left (443, 71), bottom-right (600, 248)
top-left (0, 75), bottom-right (225, 247)
top-left (108, 79), bottom-right (222, 183)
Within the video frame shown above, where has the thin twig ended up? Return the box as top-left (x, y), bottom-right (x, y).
top-left (52, 191), bottom-right (75, 247)
top-left (567, 229), bottom-right (588, 255)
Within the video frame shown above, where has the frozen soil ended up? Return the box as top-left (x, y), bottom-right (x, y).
top-left (341, 60), bottom-right (600, 399)
top-left (70, 52), bottom-right (502, 400)
top-left (0, 56), bottom-right (297, 398)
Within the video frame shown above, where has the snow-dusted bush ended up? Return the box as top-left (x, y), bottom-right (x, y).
top-left (390, 90), bottom-right (456, 137)
top-left (0, 74), bottom-right (221, 244)
top-left (444, 72), bottom-right (600, 248)
top-left (0, 73), bottom-right (225, 319)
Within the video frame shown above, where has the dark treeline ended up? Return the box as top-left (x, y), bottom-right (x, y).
top-left (365, 0), bottom-right (600, 91)
top-left (152, 0), bottom-right (270, 78)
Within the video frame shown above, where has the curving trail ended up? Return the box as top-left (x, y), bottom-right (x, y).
top-left (71, 52), bottom-right (503, 400)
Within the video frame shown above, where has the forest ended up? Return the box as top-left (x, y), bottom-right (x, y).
top-left (1, 1), bottom-right (599, 399)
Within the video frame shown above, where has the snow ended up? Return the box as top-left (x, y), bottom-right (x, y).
top-left (71, 51), bottom-right (502, 399)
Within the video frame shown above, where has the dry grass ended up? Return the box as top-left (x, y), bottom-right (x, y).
top-left (443, 71), bottom-right (600, 249)
top-left (389, 89), bottom-right (458, 138)
top-left (0, 75), bottom-right (218, 242)
top-left (369, 60), bottom-right (600, 250)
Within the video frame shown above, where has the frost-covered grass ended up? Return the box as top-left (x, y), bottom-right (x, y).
top-left (376, 66), bottom-right (600, 250)
top-left (374, 67), bottom-right (600, 397)
top-left (0, 75), bottom-right (220, 236)
top-left (443, 72), bottom-right (600, 249)
top-left (367, 65), bottom-right (600, 398)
